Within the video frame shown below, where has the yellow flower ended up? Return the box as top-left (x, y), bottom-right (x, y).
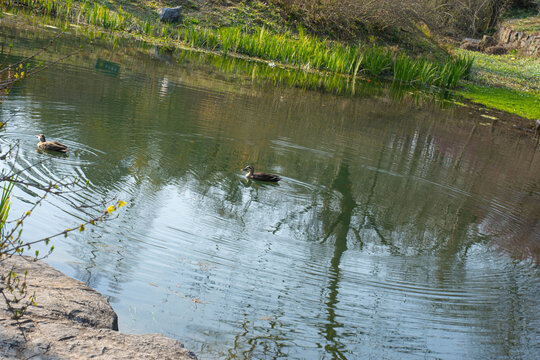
top-left (106, 205), bottom-right (115, 214)
top-left (118, 200), bottom-right (127, 208)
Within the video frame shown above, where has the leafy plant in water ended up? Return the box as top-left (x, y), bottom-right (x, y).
top-left (64, 0), bottom-right (73, 19)
top-left (362, 45), bottom-right (392, 77)
top-left (144, 21), bottom-right (153, 36)
top-left (417, 60), bottom-right (437, 87)
top-left (46, 0), bottom-right (53, 15)
top-left (161, 24), bottom-right (169, 39)
top-left (393, 55), bottom-right (417, 85)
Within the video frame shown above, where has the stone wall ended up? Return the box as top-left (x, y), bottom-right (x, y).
top-left (0, 256), bottom-right (197, 359)
top-left (497, 26), bottom-right (540, 56)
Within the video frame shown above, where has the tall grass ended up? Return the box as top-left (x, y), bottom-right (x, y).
top-left (87, 2), bottom-right (128, 30)
top-left (362, 45), bottom-right (392, 76)
top-left (184, 24), bottom-right (393, 77)
top-left (183, 23), bottom-right (473, 89)
top-left (12, 0), bottom-right (131, 30)
top-left (434, 55), bottom-right (474, 88)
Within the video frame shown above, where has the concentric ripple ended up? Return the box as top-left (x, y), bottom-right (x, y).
top-left (1, 26), bottom-right (539, 360)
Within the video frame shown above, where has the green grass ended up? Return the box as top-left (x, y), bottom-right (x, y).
top-left (458, 49), bottom-right (540, 92)
top-left (458, 85), bottom-right (540, 120)
top-left (456, 48), bottom-right (540, 118)
top-left (503, 13), bottom-right (540, 34)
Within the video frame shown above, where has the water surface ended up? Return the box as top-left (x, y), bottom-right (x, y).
top-left (1, 25), bottom-right (539, 359)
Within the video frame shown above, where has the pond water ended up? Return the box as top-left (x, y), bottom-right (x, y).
top-left (1, 25), bottom-right (539, 359)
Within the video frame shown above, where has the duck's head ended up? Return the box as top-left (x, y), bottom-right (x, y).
top-left (36, 134), bottom-right (46, 142)
top-left (242, 165), bottom-right (254, 174)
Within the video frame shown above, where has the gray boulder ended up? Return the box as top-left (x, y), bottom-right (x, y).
top-left (0, 256), bottom-right (197, 359)
top-left (158, 6), bottom-right (182, 23)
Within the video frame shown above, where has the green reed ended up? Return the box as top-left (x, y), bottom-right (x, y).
top-left (160, 24), bottom-right (170, 39)
top-left (11, 0), bottom-right (130, 30)
top-left (417, 61), bottom-right (438, 87)
top-left (87, 2), bottom-right (128, 30)
top-left (393, 55), bottom-right (417, 85)
top-left (361, 45), bottom-right (393, 77)
top-left (434, 55), bottom-right (474, 88)
top-left (393, 54), bottom-right (473, 88)
top-left (143, 21), bottom-right (153, 36)
top-left (182, 23), bottom-right (473, 89)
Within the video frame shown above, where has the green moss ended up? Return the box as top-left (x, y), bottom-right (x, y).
top-left (458, 85), bottom-right (540, 119)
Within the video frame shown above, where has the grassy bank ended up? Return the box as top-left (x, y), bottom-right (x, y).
top-left (455, 13), bottom-right (540, 120)
top-left (2, 0), bottom-right (539, 121)
top-left (2, 0), bottom-right (473, 90)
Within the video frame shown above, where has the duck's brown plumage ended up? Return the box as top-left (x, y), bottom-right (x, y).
top-left (242, 165), bottom-right (281, 182)
top-left (36, 134), bottom-right (68, 153)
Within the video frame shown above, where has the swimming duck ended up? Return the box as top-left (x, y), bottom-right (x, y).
top-left (242, 165), bottom-right (281, 182)
top-left (36, 134), bottom-right (68, 153)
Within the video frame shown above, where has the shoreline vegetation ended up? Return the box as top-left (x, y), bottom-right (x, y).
top-left (1, 0), bottom-right (539, 122)
top-left (2, 0), bottom-right (474, 89)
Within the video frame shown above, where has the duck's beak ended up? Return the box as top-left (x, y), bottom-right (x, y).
top-left (242, 167), bottom-right (248, 171)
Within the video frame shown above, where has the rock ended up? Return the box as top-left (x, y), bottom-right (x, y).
top-left (460, 41), bottom-right (483, 51)
top-left (463, 37), bottom-right (482, 44)
top-left (158, 6), bottom-right (182, 23)
top-left (482, 35), bottom-right (497, 47)
top-left (485, 45), bottom-right (508, 55)
top-left (0, 256), bottom-right (197, 359)
top-left (461, 35), bottom-right (501, 53)
top-left (496, 26), bottom-right (540, 56)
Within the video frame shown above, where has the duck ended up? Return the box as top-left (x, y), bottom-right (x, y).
top-left (242, 165), bottom-right (281, 182)
top-left (36, 134), bottom-right (68, 153)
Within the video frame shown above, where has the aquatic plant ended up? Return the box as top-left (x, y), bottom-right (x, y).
top-left (393, 55), bottom-right (418, 85)
top-left (161, 24), bottom-right (170, 39)
top-left (362, 45), bottom-right (392, 77)
top-left (183, 24), bottom-right (473, 89)
top-left (143, 21), bottom-right (153, 36)
top-left (434, 56), bottom-right (473, 89)
top-left (417, 61), bottom-right (437, 87)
